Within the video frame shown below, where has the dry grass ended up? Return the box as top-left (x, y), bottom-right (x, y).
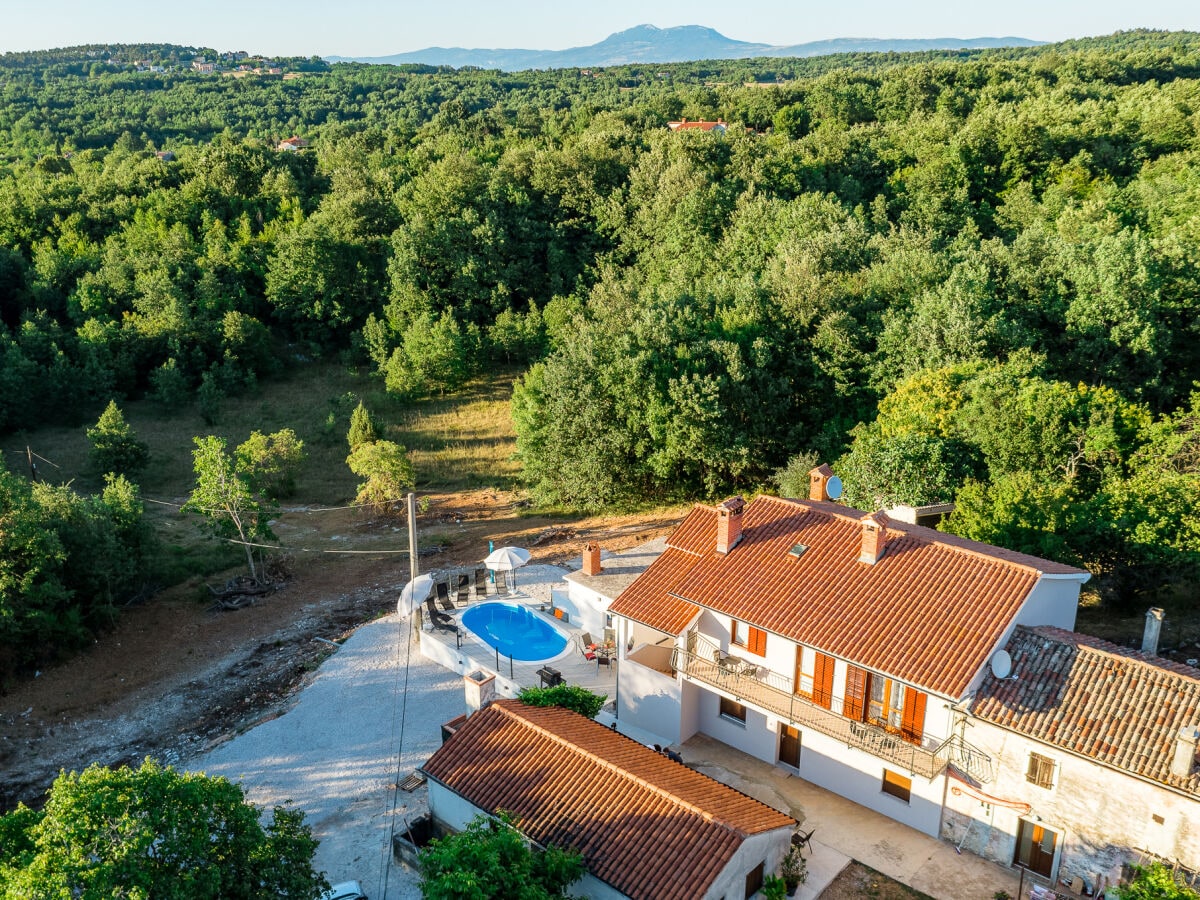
top-left (819, 862), bottom-right (936, 899)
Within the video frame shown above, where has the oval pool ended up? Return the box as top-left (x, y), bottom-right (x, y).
top-left (460, 602), bottom-right (568, 662)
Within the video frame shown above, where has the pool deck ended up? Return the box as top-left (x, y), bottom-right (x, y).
top-left (417, 565), bottom-right (618, 708)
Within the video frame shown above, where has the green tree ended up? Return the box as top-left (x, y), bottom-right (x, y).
top-left (837, 427), bottom-right (980, 510)
top-left (517, 685), bottom-right (606, 719)
top-left (419, 812), bottom-right (584, 900)
top-left (771, 451), bottom-right (820, 499)
top-left (234, 429), bottom-right (305, 500)
top-left (85, 400), bottom-right (149, 476)
top-left (0, 758), bottom-right (326, 900)
top-left (346, 401), bottom-right (379, 451)
top-left (346, 440), bottom-right (415, 517)
top-left (183, 436), bottom-right (276, 582)
top-left (1116, 862), bottom-right (1200, 900)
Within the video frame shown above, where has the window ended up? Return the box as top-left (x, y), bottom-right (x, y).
top-left (744, 861), bottom-right (764, 899)
top-left (881, 769), bottom-right (911, 803)
top-left (868, 676), bottom-right (904, 730)
top-left (720, 696), bottom-right (747, 724)
top-left (731, 620), bottom-right (767, 656)
top-left (1026, 752), bottom-right (1056, 789)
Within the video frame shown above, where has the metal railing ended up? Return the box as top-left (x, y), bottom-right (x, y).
top-left (671, 635), bottom-right (981, 781)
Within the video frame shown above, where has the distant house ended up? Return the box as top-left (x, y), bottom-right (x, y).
top-left (423, 700), bottom-right (797, 900)
top-left (948, 624), bottom-right (1200, 892)
top-left (667, 118), bottom-right (727, 133)
top-left (276, 136), bottom-right (309, 152)
top-left (192, 61), bottom-right (216, 74)
top-left (155, 150), bottom-right (175, 162)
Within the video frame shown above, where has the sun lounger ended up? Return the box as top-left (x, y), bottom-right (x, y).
top-left (424, 597), bottom-right (455, 629)
top-left (435, 580), bottom-right (454, 612)
top-left (455, 573), bottom-right (470, 606)
top-left (494, 570), bottom-right (509, 596)
top-left (473, 568), bottom-right (489, 600)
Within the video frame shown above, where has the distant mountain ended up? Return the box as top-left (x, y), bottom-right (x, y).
top-left (328, 24), bottom-right (1042, 71)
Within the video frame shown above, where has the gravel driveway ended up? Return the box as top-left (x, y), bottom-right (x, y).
top-left (188, 564), bottom-right (569, 899)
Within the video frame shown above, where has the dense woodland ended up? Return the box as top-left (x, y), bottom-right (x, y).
top-left (3, 32), bottom-right (1200, 670)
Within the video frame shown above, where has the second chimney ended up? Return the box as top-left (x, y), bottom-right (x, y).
top-left (583, 542), bottom-right (602, 576)
top-left (859, 511), bottom-right (890, 565)
top-left (809, 464), bottom-right (835, 501)
top-left (1143, 607), bottom-right (1165, 656)
top-left (715, 497), bottom-right (746, 555)
top-left (1171, 725), bottom-right (1200, 778)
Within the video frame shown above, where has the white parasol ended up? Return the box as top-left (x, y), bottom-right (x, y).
top-left (397, 573), bottom-right (436, 618)
top-left (484, 546), bottom-right (531, 586)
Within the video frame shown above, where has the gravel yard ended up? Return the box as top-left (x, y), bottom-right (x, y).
top-left (188, 565), bottom-right (570, 899)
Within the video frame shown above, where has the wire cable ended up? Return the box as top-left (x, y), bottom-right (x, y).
top-left (379, 595), bottom-right (414, 900)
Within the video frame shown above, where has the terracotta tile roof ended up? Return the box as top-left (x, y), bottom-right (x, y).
top-left (612, 495), bottom-right (1088, 697)
top-left (972, 626), bottom-right (1200, 793)
top-left (422, 701), bottom-right (795, 900)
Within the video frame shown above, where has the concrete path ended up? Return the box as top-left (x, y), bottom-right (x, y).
top-left (680, 733), bottom-right (1022, 900)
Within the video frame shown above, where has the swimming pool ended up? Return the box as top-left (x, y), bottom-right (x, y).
top-left (460, 602), bottom-right (568, 662)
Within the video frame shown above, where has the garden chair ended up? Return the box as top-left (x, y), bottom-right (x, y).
top-left (454, 573), bottom-right (470, 606)
top-left (473, 568), bottom-right (489, 600)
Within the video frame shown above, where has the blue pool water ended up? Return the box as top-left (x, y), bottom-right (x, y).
top-left (460, 602), bottom-right (568, 661)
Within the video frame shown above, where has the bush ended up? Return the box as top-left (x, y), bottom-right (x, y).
top-left (86, 400), bottom-right (149, 476)
top-left (518, 685), bottom-right (607, 719)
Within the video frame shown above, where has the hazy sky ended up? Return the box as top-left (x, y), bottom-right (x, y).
top-left (3, 0), bottom-right (1197, 57)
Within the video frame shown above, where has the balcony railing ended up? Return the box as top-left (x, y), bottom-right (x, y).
top-left (671, 636), bottom-right (985, 782)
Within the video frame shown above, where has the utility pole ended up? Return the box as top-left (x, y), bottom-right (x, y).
top-left (26, 446), bottom-right (38, 482)
top-left (408, 492), bottom-right (420, 639)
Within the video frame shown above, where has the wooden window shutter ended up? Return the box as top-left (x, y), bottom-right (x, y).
top-left (844, 665), bottom-right (867, 721)
top-left (748, 627), bottom-right (767, 656)
top-left (813, 653), bottom-right (834, 709)
top-left (900, 686), bottom-right (926, 745)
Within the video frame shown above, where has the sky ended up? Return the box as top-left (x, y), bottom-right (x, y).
top-left (2, 0), bottom-right (1198, 58)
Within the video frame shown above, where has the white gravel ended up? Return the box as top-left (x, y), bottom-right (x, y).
top-left (187, 564), bottom-right (570, 900)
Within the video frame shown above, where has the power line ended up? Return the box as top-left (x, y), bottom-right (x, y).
top-left (223, 537), bottom-right (412, 555)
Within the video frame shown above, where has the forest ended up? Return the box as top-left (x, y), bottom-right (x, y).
top-left (2, 30), bottom-right (1200, 670)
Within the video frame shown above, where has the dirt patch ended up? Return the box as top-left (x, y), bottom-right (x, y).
top-left (819, 861), bottom-right (936, 899)
top-left (0, 489), bottom-right (682, 811)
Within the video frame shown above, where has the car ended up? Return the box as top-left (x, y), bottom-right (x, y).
top-left (321, 881), bottom-right (367, 900)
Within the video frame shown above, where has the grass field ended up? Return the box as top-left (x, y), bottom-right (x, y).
top-left (7, 363), bottom-right (523, 584)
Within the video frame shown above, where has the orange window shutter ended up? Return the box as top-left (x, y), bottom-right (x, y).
top-left (814, 653), bottom-right (834, 709)
top-left (901, 686), bottom-right (926, 745)
top-left (749, 627), bottom-right (767, 656)
top-left (844, 665), bottom-right (866, 720)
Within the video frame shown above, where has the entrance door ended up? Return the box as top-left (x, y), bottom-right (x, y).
top-left (779, 725), bottom-right (801, 769)
top-left (1014, 819), bottom-right (1058, 878)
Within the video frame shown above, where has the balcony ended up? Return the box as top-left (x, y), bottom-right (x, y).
top-left (671, 638), bottom-right (990, 782)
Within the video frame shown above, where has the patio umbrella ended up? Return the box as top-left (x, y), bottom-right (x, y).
top-left (484, 546), bottom-right (531, 586)
top-left (397, 573), bottom-right (435, 618)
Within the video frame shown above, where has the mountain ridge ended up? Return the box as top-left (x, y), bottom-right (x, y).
top-left (328, 24), bottom-right (1043, 70)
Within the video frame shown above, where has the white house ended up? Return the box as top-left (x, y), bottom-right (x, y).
top-left (943, 624), bottom-right (1200, 895)
top-left (421, 699), bottom-right (797, 900)
top-left (604, 467), bottom-right (1091, 840)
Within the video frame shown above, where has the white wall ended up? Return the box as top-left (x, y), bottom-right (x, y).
top-left (617, 655), bottom-right (682, 745)
top-left (697, 685), bottom-right (788, 765)
top-left (427, 779), bottom-right (484, 833)
top-left (1014, 576), bottom-right (1084, 632)
top-left (702, 827), bottom-right (795, 900)
top-left (944, 718), bottom-right (1200, 892)
top-left (564, 580), bottom-right (608, 638)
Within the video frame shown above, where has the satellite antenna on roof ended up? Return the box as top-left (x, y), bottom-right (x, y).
top-left (990, 649), bottom-right (1013, 680)
top-left (826, 475), bottom-right (843, 501)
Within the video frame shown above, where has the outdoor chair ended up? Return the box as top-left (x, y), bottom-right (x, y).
top-left (424, 597), bottom-right (454, 628)
top-left (435, 580), bottom-right (455, 612)
top-left (494, 570), bottom-right (509, 596)
top-left (791, 826), bottom-right (816, 856)
top-left (580, 632), bottom-right (594, 649)
top-left (597, 654), bottom-right (614, 675)
top-left (473, 568), bottom-right (489, 599)
top-left (454, 573), bottom-right (470, 607)
top-left (578, 637), bottom-right (596, 662)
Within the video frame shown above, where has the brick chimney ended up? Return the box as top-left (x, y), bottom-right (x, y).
top-left (1143, 607), bottom-right (1165, 656)
top-left (859, 511), bottom-right (890, 565)
top-left (1171, 725), bottom-right (1200, 778)
top-left (715, 497), bottom-right (746, 555)
top-left (583, 542), bottom-right (602, 576)
top-left (809, 464), bottom-right (835, 501)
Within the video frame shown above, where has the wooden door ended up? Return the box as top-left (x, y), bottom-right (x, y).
top-left (779, 725), bottom-right (801, 769)
top-left (1014, 820), bottom-right (1057, 878)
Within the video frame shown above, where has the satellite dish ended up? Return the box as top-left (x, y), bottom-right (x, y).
top-left (826, 475), bottom-right (843, 500)
top-left (990, 649), bottom-right (1013, 680)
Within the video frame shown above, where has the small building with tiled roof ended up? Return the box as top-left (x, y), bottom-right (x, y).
top-left (422, 700), bottom-right (796, 900)
top-left (606, 467), bottom-right (1090, 841)
top-left (667, 117), bottom-right (727, 133)
top-left (944, 624), bottom-right (1200, 892)
top-left (276, 135), bottom-right (309, 152)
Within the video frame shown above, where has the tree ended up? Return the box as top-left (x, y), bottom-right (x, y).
top-left (0, 758), bottom-right (326, 899)
top-left (346, 440), bottom-right (415, 517)
top-left (86, 400), bottom-right (149, 476)
top-left (1116, 862), bottom-right (1200, 900)
top-left (772, 451), bottom-right (820, 499)
top-left (837, 427), bottom-right (980, 510)
top-left (419, 812), bottom-right (584, 900)
top-left (183, 436), bottom-right (276, 581)
top-left (346, 401), bottom-right (379, 451)
top-left (234, 428), bottom-right (305, 500)
top-left (517, 685), bottom-right (606, 719)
